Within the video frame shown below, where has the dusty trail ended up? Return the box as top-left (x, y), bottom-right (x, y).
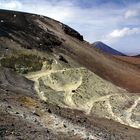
top-left (125, 97), bottom-right (140, 128)
top-left (64, 76), bottom-right (82, 107)
top-left (81, 93), bottom-right (140, 128)
top-left (25, 63), bottom-right (140, 129)
top-left (84, 95), bottom-right (113, 114)
top-left (0, 9), bottom-right (140, 139)
top-left (26, 67), bottom-right (83, 80)
top-left (24, 66), bottom-right (101, 139)
top-left (26, 64), bottom-right (83, 107)
top-left (34, 79), bottom-right (47, 101)
top-left (106, 100), bottom-right (124, 124)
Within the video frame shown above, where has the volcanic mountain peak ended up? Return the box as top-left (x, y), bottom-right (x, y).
top-left (92, 41), bottom-right (125, 56)
top-left (0, 10), bottom-right (140, 139)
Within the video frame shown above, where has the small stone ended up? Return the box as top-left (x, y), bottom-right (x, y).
top-left (7, 106), bottom-right (12, 109)
top-left (46, 130), bottom-right (50, 133)
top-left (5, 89), bottom-right (9, 92)
top-left (11, 123), bottom-right (14, 127)
top-left (47, 109), bottom-right (52, 113)
top-left (125, 127), bottom-right (128, 130)
top-left (63, 124), bottom-right (67, 128)
top-left (33, 111), bottom-right (40, 117)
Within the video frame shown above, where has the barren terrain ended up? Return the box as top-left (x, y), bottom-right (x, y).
top-left (113, 55), bottom-right (140, 68)
top-left (0, 10), bottom-right (140, 139)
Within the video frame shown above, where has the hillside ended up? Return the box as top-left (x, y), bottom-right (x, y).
top-left (0, 10), bottom-right (140, 139)
top-left (114, 55), bottom-right (140, 69)
top-left (92, 41), bottom-right (125, 56)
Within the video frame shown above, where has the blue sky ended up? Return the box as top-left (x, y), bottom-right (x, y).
top-left (0, 0), bottom-right (140, 55)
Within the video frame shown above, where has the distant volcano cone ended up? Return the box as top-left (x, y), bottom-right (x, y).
top-left (92, 41), bottom-right (125, 56)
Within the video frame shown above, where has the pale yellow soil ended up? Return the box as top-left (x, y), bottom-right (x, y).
top-left (25, 60), bottom-right (140, 129)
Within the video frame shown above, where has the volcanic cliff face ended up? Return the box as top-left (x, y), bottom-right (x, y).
top-left (0, 10), bottom-right (140, 140)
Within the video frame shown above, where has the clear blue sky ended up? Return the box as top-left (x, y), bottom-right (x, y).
top-left (0, 0), bottom-right (140, 55)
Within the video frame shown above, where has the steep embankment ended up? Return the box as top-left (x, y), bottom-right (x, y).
top-left (25, 61), bottom-right (140, 129)
top-left (0, 9), bottom-right (140, 92)
top-left (0, 10), bottom-right (140, 139)
top-left (0, 64), bottom-right (140, 140)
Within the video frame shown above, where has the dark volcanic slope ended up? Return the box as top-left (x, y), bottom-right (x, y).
top-left (0, 9), bottom-right (83, 50)
top-left (0, 10), bottom-right (140, 92)
top-left (92, 41), bottom-right (125, 56)
top-left (0, 67), bottom-right (140, 139)
top-left (0, 10), bottom-right (140, 140)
